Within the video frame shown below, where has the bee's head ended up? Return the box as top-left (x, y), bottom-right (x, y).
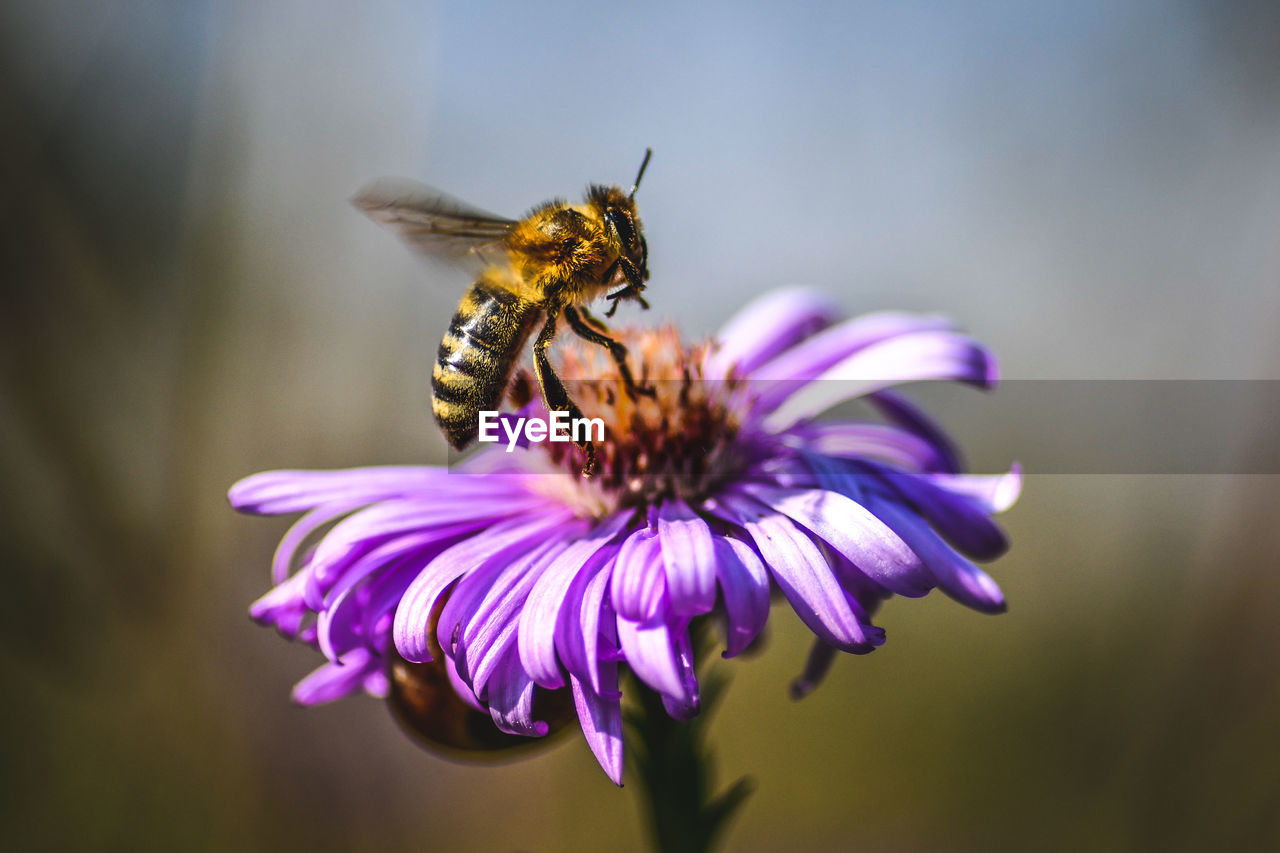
top-left (587, 184), bottom-right (649, 281)
top-left (587, 149), bottom-right (653, 285)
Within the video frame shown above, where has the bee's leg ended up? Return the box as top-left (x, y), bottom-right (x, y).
top-left (533, 312), bottom-right (597, 477)
top-left (599, 258), bottom-right (620, 287)
top-left (604, 257), bottom-right (650, 318)
top-left (617, 255), bottom-right (647, 291)
top-left (604, 287), bottom-right (650, 317)
top-left (563, 306), bottom-right (656, 399)
top-left (507, 368), bottom-right (535, 409)
top-left (598, 259), bottom-right (624, 319)
top-left (605, 292), bottom-right (650, 318)
top-left (578, 305), bottom-right (611, 332)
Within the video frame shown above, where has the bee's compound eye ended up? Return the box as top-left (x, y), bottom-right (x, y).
top-left (603, 208), bottom-right (622, 235)
top-left (605, 208), bottom-right (638, 251)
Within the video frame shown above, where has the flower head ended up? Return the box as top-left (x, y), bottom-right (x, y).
top-left (230, 288), bottom-right (1020, 784)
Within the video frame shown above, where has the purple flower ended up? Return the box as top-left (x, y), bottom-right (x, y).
top-left (230, 288), bottom-right (1020, 784)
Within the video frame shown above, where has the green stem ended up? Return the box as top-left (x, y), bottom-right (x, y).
top-left (625, 667), bottom-right (754, 853)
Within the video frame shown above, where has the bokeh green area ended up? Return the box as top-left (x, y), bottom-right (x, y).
top-left (3, 3), bottom-right (1279, 850)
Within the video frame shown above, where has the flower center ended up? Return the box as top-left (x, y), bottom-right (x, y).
top-left (535, 326), bottom-right (749, 513)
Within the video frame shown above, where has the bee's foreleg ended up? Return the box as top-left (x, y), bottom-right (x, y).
top-left (604, 286), bottom-right (649, 317)
top-left (533, 311), bottom-right (597, 477)
top-left (603, 257), bottom-right (649, 317)
top-left (563, 306), bottom-right (655, 400)
top-left (617, 255), bottom-right (646, 290)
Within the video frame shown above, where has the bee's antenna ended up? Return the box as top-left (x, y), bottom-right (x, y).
top-left (629, 148), bottom-right (653, 198)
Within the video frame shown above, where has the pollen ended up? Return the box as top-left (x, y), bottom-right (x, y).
top-left (542, 325), bottom-right (752, 511)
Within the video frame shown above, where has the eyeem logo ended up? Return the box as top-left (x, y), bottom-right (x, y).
top-left (477, 410), bottom-right (605, 453)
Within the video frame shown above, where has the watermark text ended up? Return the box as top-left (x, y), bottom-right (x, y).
top-left (477, 410), bottom-right (605, 452)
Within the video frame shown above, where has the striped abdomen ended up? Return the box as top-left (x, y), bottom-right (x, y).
top-left (432, 277), bottom-right (540, 450)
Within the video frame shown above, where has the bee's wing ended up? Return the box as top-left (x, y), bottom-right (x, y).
top-left (353, 178), bottom-right (517, 269)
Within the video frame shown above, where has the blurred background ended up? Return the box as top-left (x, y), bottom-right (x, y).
top-left (2, 1), bottom-right (1278, 850)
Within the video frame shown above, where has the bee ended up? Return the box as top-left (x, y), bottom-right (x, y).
top-left (354, 150), bottom-right (657, 475)
top-left (386, 589), bottom-right (574, 757)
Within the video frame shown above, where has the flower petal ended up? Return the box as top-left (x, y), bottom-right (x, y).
top-left (290, 646), bottom-right (381, 706)
top-left (741, 484), bottom-right (930, 598)
top-left (764, 330), bottom-right (997, 430)
top-left (713, 494), bottom-right (876, 652)
top-left (485, 646), bottom-right (549, 737)
top-left (360, 556), bottom-right (431, 642)
top-left (323, 521), bottom-right (483, 609)
top-left (461, 530), bottom-right (584, 699)
top-left (867, 389), bottom-right (964, 474)
top-left (316, 586), bottom-right (364, 662)
top-left (229, 466), bottom-right (501, 515)
top-left (362, 668), bottom-right (389, 698)
top-left (659, 626), bottom-right (701, 721)
top-left (392, 514), bottom-right (564, 663)
top-left (754, 312), bottom-right (955, 382)
top-left (572, 668), bottom-right (624, 785)
top-left (926, 463), bottom-right (1023, 514)
top-left (270, 501), bottom-right (365, 584)
top-left (443, 533), bottom-right (561, 669)
top-left (563, 557), bottom-right (619, 695)
top-left (610, 528), bottom-right (667, 622)
top-left (865, 464), bottom-right (1010, 560)
top-left (445, 650), bottom-right (485, 712)
top-left (706, 287), bottom-right (841, 378)
top-left (790, 422), bottom-right (947, 473)
top-left (311, 495), bottom-right (541, 574)
top-left (867, 496), bottom-right (1006, 613)
top-left (657, 500), bottom-right (718, 616)
top-left (299, 496), bottom-right (545, 610)
top-left (249, 567), bottom-right (312, 637)
top-left (712, 535), bottom-right (771, 658)
top-left (518, 514), bottom-right (631, 689)
top-left (617, 614), bottom-right (690, 702)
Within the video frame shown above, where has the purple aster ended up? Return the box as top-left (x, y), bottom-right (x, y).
top-left (230, 287), bottom-right (1020, 785)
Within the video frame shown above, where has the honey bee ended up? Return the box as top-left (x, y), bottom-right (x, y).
top-left (354, 150), bottom-right (657, 474)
